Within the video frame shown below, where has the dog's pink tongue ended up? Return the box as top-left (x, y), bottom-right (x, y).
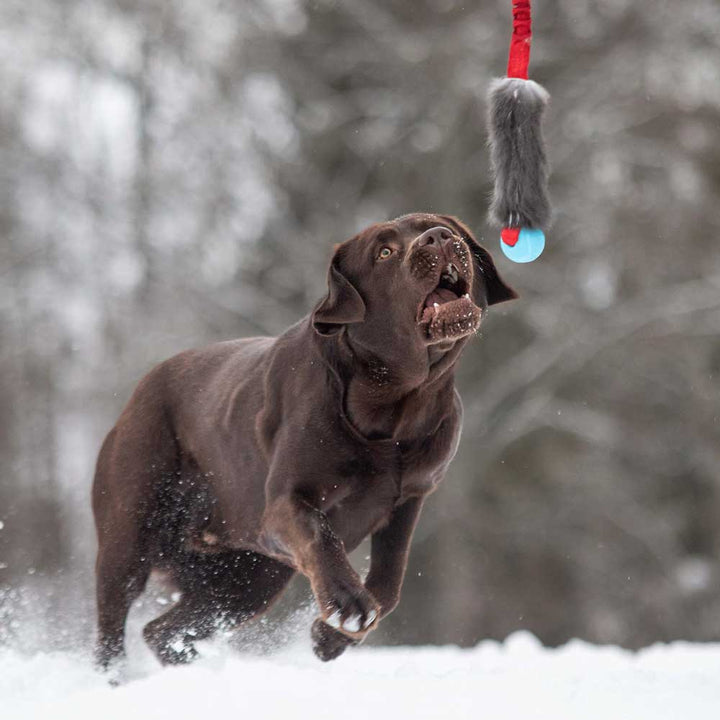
top-left (425, 288), bottom-right (458, 307)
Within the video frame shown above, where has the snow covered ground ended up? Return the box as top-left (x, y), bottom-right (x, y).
top-left (3, 629), bottom-right (720, 720)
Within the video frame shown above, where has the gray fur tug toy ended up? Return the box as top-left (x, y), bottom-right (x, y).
top-left (487, 0), bottom-right (551, 263)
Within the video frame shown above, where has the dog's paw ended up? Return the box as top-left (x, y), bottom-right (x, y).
top-left (311, 618), bottom-right (358, 662)
top-left (159, 636), bottom-right (200, 666)
top-left (319, 580), bottom-right (379, 638)
top-left (94, 654), bottom-right (126, 686)
top-left (143, 622), bottom-right (200, 666)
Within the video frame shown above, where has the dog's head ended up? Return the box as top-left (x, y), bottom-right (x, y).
top-left (312, 213), bottom-right (516, 368)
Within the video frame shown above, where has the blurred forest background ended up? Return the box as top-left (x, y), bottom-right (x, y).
top-left (1, 0), bottom-right (720, 653)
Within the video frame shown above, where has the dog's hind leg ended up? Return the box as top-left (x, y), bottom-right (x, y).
top-left (92, 377), bottom-right (177, 671)
top-left (94, 532), bottom-right (151, 670)
top-left (142, 550), bottom-right (294, 664)
top-left (93, 426), bottom-right (159, 670)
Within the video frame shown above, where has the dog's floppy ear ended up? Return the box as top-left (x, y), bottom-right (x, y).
top-left (471, 243), bottom-right (519, 306)
top-left (438, 215), bottom-right (518, 306)
top-left (312, 250), bottom-right (366, 336)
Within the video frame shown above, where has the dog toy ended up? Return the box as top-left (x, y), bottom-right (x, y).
top-left (487, 0), bottom-right (551, 263)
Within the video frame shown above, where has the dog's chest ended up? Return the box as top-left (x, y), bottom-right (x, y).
top-left (325, 422), bottom-right (459, 551)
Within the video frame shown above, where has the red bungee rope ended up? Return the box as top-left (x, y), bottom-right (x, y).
top-left (506, 0), bottom-right (532, 81)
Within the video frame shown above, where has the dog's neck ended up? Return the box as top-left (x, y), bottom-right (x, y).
top-left (319, 329), bottom-right (466, 441)
top-left (344, 373), bottom-right (455, 441)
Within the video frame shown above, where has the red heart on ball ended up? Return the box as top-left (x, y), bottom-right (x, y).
top-left (501, 227), bottom-right (520, 247)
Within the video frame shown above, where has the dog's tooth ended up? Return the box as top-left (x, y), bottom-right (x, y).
top-left (364, 609), bottom-right (378, 628)
top-left (326, 611), bottom-right (342, 629)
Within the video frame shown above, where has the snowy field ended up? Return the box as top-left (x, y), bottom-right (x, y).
top-left (3, 630), bottom-right (720, 720)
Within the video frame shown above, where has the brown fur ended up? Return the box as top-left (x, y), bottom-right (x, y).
top-left (92, 213), bottom-right (516, 668)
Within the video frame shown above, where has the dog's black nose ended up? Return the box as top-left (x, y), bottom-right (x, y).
top-left (415, 226), bottom-right (454, 248)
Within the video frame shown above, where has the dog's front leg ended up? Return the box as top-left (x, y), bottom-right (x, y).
top-left (309, 495), bottom-right (425, 661)
top-left (363, 495), bottom-right (424, 618)
top-left (261, 493), bottom-right (380, 639)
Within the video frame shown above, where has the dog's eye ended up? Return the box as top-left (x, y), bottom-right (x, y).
top-left (378, 247), bottom-right (393, 260)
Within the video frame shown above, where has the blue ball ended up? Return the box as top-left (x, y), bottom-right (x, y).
top-left (500, 228), bottom-right (545, 263)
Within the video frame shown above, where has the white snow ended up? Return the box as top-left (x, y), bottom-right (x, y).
top-left (3, 630), bottom-right (720, 720)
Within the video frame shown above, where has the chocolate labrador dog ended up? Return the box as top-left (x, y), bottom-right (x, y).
top-left (93, 212), bottom-right (516, 669)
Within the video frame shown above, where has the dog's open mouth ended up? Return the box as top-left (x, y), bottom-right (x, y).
top-left (418, 263), bottom-right (482, 342)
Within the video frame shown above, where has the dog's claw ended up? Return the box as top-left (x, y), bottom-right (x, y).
top-left (343, 614), bottom-right (362, 633)
top-left (364, 609), bottom-right (378, 628)
top-left (318, 579), bottom-right (379, 639)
